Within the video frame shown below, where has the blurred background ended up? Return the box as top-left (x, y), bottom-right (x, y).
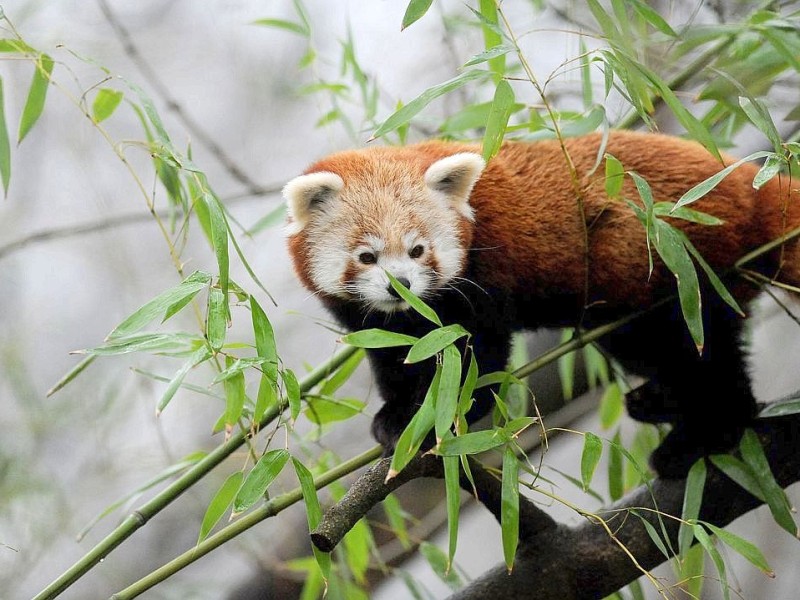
top-left (1, 1), bottom-right (799, 598)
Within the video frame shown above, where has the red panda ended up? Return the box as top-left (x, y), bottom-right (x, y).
top-left (283, 131), bottom-right (800, 477)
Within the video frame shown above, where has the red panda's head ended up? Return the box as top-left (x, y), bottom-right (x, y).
top-left (283, 149), bottom-right (485, 313)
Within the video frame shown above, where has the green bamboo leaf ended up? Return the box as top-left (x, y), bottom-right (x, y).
top-left (599, 382), bottom-right (623, 429)
top-left (632, 511), bottom-right (671, 560)
top-left (482, 79), bottom-right (515, 162)
top-left (401, 0), bottom-right (434, 30)
top-left (457, 351), bottom-right (479, 415)
top-left (304, 396), bottom-right (364, 425)
top-left (254, 374), bottom-right (277, 424)
top-left (436, 428), bottom-right (510, 456)
top-left (198, 471), bottom-right (243, 543)
top-left (206, 285), bottom-right (227, 352)
top-left (739, 96), bottom-right (782, 154)
top-left (46, 355), bottom-right (97, 397)
top-left (739, 429), bottom-right (797, 535)
top-left (84, 332), bottom-right (204, 356)
top-left (223, 356), bottom-right (246, 429)
top-left (653, 202), bottom-right (723, 225)
top-left (501, 445), bottom-right (519, 572)
top-left (758, 395), bottom-right (800, 417)
top-left (464, 44), bottom-right (515, 68)
top-left (212, 357), bottom-right (270, 384)
top-left (234, 449), bottom-right (290, 513)
top-left (204, 192), bottom-right (230, 300)
top-left (608, 430), bottom-right (624, 501)
top-left (444, 453), bottom-right (460, 570)
top-left (107, 271), bottom-right (211, 339)
top-left (435, 345), bottom-right (462, 441)
top-left (251, 296), bottom-right (278, 382)
top-left (752, 154), bottom-right (784, 190)
top-left (371, 70), bottom-right (489, 140)
top-left (343, 518), bottom-right (372, 584)
top-left (672, 151), bottom-right (773, 210)
top-left (18, 53), bottom-right (54, 143)
top-left (405, 324), bottom-right (468, 364)
top-left (558, 330), bottom-right (576, 401)
top-left (0, 39), bottom-right (36, 53)
top-left (386, 271), bottom-right (442, 326)
top-left (477, 0), bottom-right (506, 78)
top-left (693, 524), bottom-right (730, 600)
top-left (580, 432), bottom-right (603, 492)
top-left (683, 234), bottom-right (743, 316)
top-left (579, 38), bottom-right (593, 109)
top-left (389, 368), bottom-right (439, 478)
top-left (251, 18), bottom-right (309, 37)
top-left (156, 346), bottom-right (212, 415)
top-left (679, 459), bottom-right (707, 557)
top-left (248, 203), bottom-right (287, 235)
top-left (604, 153), bottom-right (624, 198)
top-left (709, 455), bottom-right (765, 501)
top-left (283, 369), bottom-right (302, 422)
top-left (92, 88), bottom-right (124, 123)
top-left (420, 542), bottom-right (463, 590)
top-left (319, 349), bottom-right (365, 396)
top-left (503, 417), bottom-right (537, 436)
top-left (704, 522), bottom-right (775, 577)
top-left (475, 371), bottom-right (525, 389)
top-left (0, 77), bottom-right (11, 195)
top-left (341, 328), bottom-right (418, 348)
top-left (628, 0), bottom-right (677, 36)
top-left (383, 494), bottom-right (411, 549)
top-left (652, 220), bottom-right (704, 352)
top-left (293, 457), bottom-right (331, 581)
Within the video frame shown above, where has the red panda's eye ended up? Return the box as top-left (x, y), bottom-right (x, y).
top-left (358, 252), bottom-right (377, 265)
top-left (409, 245), bottom-right (424, 259)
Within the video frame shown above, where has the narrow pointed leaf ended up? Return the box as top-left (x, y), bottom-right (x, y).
top-left (18, 53), bottom-right (53, 143)
top-left (293, 457), bottom-right (331, 581)
top-left (198, 472), bottom-right (243, 542)
top-left (157, 346), bottom-right (212, 415)
top-left (401, 0), bottom-right (434, 30)
top-left (283, 368), bottom-right (302, 422)
top-left (223, 356), bottom-right (246, 428)
top-left (92, 88), bottom-right (124, 123)
top-left (739, 429), bottom-right (797, 536)
top-left (604, 153), bottom-right (624, 198)
top-left (679, 459), bottom-right (706, 557)
top-left (501, 446), bottom-right (519, 572)
top-left (693, 524), bottom-right (729, 600)
top-left (371, 70), bottom-right (488, 140)
top-left (435, 345), bottom-right (462, 441)
top-left (387, 271), bottom-right (442, 326)
top-left (0, 77), bottom-right (11, 194)
top-left (444, 453), bottom-right (460, 570)
top-left (341, 328), bottom-right (418, 348)
top-left (580, 432), bottom-right (603, 491)
top-left (389, 367), bottom-right (439, 478)
top-left (107, 270), bottom-right (211, 339)
top-left (482, 79), bottom-right (515, 161)
top-left (251, 296), bottom-right (278, 382)
top-left (436, 428), bottom-right (510, 456)
top-left (406, 324), bottom-right (468, 364)
top-left (234, 449), bottom-right (289, 513)
top-left (704, 522), bottom-right (774, 577)
top-left (206, 285), bottom-right (227, 351)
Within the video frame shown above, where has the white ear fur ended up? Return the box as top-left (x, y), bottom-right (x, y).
top-left (424, 153), bottom-right (485, 220)
top-left (283, 171), bottom-right (344, 235)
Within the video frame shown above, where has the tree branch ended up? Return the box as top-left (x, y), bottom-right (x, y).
top-left (450, 413), bottom-right (800, 600)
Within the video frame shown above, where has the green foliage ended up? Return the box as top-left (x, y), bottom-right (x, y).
top-left (5, 2), bottom-right (798, 599)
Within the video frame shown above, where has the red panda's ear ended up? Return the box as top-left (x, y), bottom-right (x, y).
top-left (283, 171), bottom-right (344, 235)
top-left (424, 153), bottom-right (485, 220)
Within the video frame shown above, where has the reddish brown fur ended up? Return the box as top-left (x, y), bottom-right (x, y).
top-left (289, 131), bottom-right (800, 313)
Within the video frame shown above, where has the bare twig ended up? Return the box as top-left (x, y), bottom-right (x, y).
top-left (97, 0), bottom-right (268, 196)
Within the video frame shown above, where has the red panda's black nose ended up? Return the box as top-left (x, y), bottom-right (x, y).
top-left (387, 277), bottom-right (410, 299)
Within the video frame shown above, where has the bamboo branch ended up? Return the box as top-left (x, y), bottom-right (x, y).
top-left (109, 445), bottom-right (384, 600)
top-left (31, 346), bottom-right (358, 600)
top-left (450, 413), bottom-right (800, 600)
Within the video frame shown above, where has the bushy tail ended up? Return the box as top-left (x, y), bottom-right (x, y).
top-left (755, 171), bottom-right (800, 288)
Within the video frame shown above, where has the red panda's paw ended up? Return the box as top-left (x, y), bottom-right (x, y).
top-left (625, 380), bottom-right (681, 424)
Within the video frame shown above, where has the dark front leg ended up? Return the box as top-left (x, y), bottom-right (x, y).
top-left (599, 298), bottom-right (757, 478)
